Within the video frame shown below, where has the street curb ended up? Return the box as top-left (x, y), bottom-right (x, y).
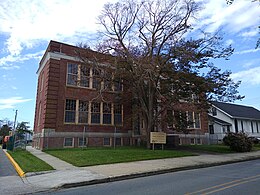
top-left (4, 150), bottom-right (25, 177)
top-left (58, 156), bottom-right (260, 190)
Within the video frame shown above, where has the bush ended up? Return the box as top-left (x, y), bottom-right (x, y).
top-left (223, 132), bottom-right (252, 152)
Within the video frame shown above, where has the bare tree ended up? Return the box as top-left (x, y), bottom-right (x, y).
top-left (79, 0), bottom-right (244, 147)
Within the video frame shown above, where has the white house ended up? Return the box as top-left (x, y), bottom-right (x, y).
top-left (208, 102), bottom-right (260, 144)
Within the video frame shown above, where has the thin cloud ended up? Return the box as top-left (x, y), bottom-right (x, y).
top-left (0, 50), bottom-right (44, 69)
top-left (0, 97), bottom-right (32, 110)
top-left (234, 48), bottom-right (260, 55)
top-left (195, 0), bottom-right (259, 34)
top-left (232, 67), bottom-right (260, 85)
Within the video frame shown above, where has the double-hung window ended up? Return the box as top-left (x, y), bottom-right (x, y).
top-left (91, 102), bottom-right (100, 124)
top-left (114, 104), bottom-right (122, 125)
top-left (78, 101), bottom-right (88, 124)
top-left (65, 99), bottom-right (76, 123)
top-left (67, 64), bottom-right (78, 86)
top-left (80, 65), bottom-right (90, 87)
top-left (103, 103), bottom-right (112, 124)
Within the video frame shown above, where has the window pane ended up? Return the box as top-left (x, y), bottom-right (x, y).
top-left (64, 138), bottom-right (73, 147)
top-left (114, 104), bottom-right (122, 125)
top-left (93, 78), bottom-right (101, 89)
top-left (79, 101), bottom-right (88, 124)
top-left (194, 113), bottom-right (200, 128)
top-left (104, 138), bottom-right (110, 146)
top-left (91, 102), bottom-right (100, 124)
top-left (115, 138), bottom-right (121, 146)
top-left (65, 99), bottom-right (76, 123)
top-left (67, 64), bottom-right (78, 86)
top-left (79, 137), bottom-right (87, 146)
top-left (80, 65), bottom-right (90, 87)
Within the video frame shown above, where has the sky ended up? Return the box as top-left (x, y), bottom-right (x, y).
top-left (0, 0), bottom-right (259, 129)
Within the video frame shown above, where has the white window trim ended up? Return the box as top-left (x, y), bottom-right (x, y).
top-left (64, 137), bottom-right (74, 148)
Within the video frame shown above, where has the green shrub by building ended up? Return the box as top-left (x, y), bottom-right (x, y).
top-left (223, 132), bottom-right (252, 152)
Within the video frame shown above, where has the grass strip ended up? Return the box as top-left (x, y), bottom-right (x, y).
top-left (45, 147), bottom-right (194, 167)
top-left (8, 149), bottom-right (54, 173)
top-left (178, 144), bottom-right (233, 153)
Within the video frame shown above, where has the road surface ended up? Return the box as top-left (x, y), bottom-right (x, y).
top-left (42, 159), bottom-right (260, 195)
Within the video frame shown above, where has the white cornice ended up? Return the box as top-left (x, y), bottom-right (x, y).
top-left (36, 52), bottom-right (110, 76)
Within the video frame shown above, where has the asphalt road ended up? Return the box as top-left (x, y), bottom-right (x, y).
top-left (43, 159), bottom-right (260, 195)
top-left (0, 149), bottom-right (17, 177)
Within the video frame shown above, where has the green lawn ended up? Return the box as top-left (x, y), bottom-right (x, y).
top-left (45, 147), bottom-right (194, 167)
top-left (178, 144), bottom-right (234, 153)
top-left (8, 149), bottom-right (54, 173)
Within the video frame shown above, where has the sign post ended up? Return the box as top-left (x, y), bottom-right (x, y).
top-left (150, 132), bottom-right (166, 150)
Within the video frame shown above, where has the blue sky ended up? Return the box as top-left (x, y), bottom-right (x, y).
top-left (0, 0), bottom-right (259, 129)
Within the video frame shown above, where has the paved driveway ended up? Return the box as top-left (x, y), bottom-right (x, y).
top-left (0, 149), bottom-right (17, 177)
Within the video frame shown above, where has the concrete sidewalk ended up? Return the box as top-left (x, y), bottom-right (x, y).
top-left (3, 146), bottom-right (260, 194)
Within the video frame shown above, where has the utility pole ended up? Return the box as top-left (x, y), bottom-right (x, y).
top-left (12, 109), bottom-right (18, 151)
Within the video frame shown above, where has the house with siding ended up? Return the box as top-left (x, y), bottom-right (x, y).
top-left (208, 101), bottom-right (260, 143)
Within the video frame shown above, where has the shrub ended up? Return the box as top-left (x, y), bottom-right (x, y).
top-left (223, 132), bottom-right (252, 152)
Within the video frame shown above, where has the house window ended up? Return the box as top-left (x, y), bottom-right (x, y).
top-left (104, 138), bottom-right (111, 146)
top-left (67, 64), bottom-right (78, 86)
top-left (91, 102), bottom-right (100, 124)
top-left (190, 138), bottom-right (195, 145)
top-left (80, 65), bottom-right (90, 87)
top-left (212, 107), bottom-right (217, 116)
top-left (78, 137), bottom-right (87, 147)
top-left (114, 104), bottom-right (122, 125)
top-left (241, 121), bottom-right (244, 132)
top-left (103, 103), bottom-right (112, 124)
top-left (227, 125), bottom-right (230, 133)
top-left (251, 121), bottom-right (254, 133)
top-left (78, 101), bottom-right (88, 124)
top-left (257, 122), bottom-right (259, 133)
top-left (209, 125), bottom-right (214, 134)
top-left (115, 138), bottom-right (122, 146)
top-left (65, 99), bottom-right (76, 123)
top-left (64, 138), bottom-right (74, 147)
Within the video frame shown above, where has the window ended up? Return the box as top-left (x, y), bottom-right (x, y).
top-left (78, 101), bottom-right (88, 124)
top-left (209, 125), bottom-right (214, 134)
top-left (67, 64), bottom-right (78, 86)
top-left (241, 121), bottom-right (244, 132)
top-left (104, 138), bottom-right (111, 146)
top-left (197, 138), bottom-right (202, 145)
top-left (80, 65), bottom-right (90, 87)
top-left (92, 68), bottom-right (101, 89)
top-left (187, 112), bottom-right (201, 129)
top-left (212, 107), bottom-right (217, 116)
top-left (114, 104), bottom-right (122, 125)
top-left (91, 102), bottom-right (100, 124)
top-left (115, 138), bottom-right (122, 146)
top-left (114, 80), bottom-right (123, 91)
top-left (64, 138), bottom-right (74, 147)
top-left (190, 138), bottom-right (195, 145)
top-left (78, 137), bottom-right (87, 147)
top-left (167, 110), bottom-right (174, 128)
top-left (257, 122), bottom-right (259, 133)
top-left (251, 121), bottom-right (254, 133)
top-left (103, 103), bottom-right (112, 124)
top-left (65, 99), bottom-right (76, 123)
